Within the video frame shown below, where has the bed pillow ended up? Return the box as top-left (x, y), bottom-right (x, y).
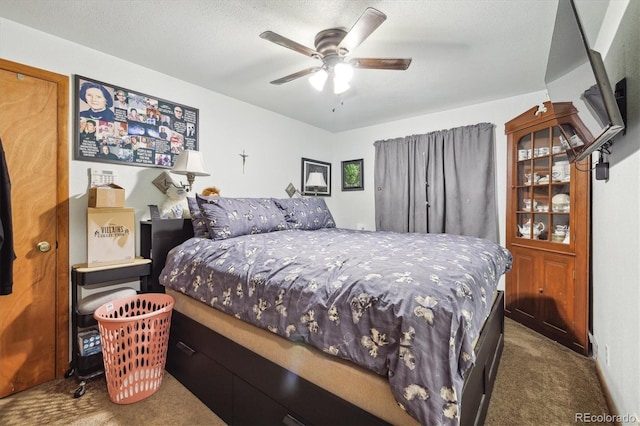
top-left (273, 197), bottom-right (336, 230)
top-left (271, 198), bottom-right (298, 227)
top-left (186, 197), bottom-right (209, 238)
top-left (196, 195), bottom-right (288, 240)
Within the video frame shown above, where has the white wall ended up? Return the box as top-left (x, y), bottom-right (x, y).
top-left (590, 0), bottom-right (640, 421)
top-left (0, 18), bottom-right (332, 270)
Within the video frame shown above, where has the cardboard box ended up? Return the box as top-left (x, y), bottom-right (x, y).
top-left (88, 184), bottom-right (125, 208)
top-left (87, 208), bottom-right (135, 267)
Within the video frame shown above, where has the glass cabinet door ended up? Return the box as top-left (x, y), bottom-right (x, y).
top-left (515, 125), bottom-right (572, 244)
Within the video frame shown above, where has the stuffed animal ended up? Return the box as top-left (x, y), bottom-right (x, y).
top-left (160, 185), bottom-right (190, 219)
top-left (201, 186), bottom-right (221, 197)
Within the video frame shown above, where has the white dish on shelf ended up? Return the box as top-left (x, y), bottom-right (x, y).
top-left (552, 203), bottom-right (570, 212)
top-left (552, 193), bottom-right (570, 204)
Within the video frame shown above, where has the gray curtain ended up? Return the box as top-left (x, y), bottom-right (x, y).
top-left (374, 122), bottom-right (499, 242)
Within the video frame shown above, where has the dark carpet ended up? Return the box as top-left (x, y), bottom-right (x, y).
top-left (485, 318), bottom-right (610, 425)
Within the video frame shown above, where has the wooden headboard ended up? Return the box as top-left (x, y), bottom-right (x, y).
top-left (140, 219), bottom-right (194, 293)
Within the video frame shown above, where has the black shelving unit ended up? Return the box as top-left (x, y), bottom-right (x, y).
top-left (65, 259), bottom-right (152, 397)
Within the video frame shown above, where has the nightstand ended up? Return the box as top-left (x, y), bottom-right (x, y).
top-left (140, 219), bottom-right (193, 293)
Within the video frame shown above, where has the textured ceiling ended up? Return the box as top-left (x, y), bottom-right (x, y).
top-left (0, 0), bottom-right (609, 132)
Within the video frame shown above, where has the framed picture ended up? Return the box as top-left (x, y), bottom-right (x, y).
top-left (74, 75), bottom-right (199, 169)
top-left (301, 158), bottom-right (331, 196)
top-left (341, 159), bottom-right (364, 191)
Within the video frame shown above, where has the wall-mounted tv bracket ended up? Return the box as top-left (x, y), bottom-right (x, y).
top-left (597, 77), bottom-right (626, 160)
top-left (615, 77), bottom-right (627, 135)
top-left (595, 78), bottom-right (625, 181)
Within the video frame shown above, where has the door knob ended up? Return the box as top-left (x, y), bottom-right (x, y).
top-left (36, 241), bottom-right (51, 252)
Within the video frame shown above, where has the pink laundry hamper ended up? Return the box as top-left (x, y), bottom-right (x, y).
top-left (94, 293), bottom-right (174, 404)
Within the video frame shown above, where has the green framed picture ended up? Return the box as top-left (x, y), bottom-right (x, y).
top-left (341, 159), bottom-right (364, 191)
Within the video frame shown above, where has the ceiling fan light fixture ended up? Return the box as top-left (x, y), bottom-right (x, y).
top-left (309, 69), bottom-right (328, 91)
top-left (262, 7), bottom-right (410, 91)
top-left (334, 62), bottom-right (354, 83)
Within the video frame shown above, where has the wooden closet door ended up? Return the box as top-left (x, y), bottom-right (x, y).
top-left (0, 60), bottom-right (69, 397)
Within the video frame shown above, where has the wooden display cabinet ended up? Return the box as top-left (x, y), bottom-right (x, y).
top-left (504, 101), bottom-right (591, 354)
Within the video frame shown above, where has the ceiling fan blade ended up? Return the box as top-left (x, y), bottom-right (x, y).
top-left (260, 31), bottom-right (322, 58)
top-left (337, 7), bottom-right (387, 55)
top-left (269, 67), bottom-right (323, 85)
top-left (350, 58), bottom-right (412, 70)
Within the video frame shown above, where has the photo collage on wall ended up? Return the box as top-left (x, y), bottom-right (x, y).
top-left (74, 75), bottom-right (198, 168)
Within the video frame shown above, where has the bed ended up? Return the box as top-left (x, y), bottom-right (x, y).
top-left (147, 196), bottom-right (512, 425)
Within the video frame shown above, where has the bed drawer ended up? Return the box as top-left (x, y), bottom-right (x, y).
top-left (168, 311), bottom-right (389, 425)
top-left (460, 291), bottom-right (505, 426)
top-left (233, 376), bottom-right (298, 425)
top-left (166, 320), bottom-right (233, 423)
top-left (231, 354), bottom-right (388, 425)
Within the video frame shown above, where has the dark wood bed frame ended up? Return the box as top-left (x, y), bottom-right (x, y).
top-left (141, 219), bottom-right (504, 425)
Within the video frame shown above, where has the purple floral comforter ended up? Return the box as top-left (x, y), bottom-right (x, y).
top-left (159, 228), bottom-right (512, 425)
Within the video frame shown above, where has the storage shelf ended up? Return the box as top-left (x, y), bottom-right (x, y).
top-left (67, 259), bottom-right (152, 397)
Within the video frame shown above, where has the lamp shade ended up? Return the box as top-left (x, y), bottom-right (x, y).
top-left (172, 150), bottom-right (210, 177)
top-left (309, 69), bottom-right (328, 91)
top-left (334, 63), bottom-right (353, 82)
top-left (305, 172), bottom-right (327, 188)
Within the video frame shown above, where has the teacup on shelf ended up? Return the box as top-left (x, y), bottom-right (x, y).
top-left (552, 161), bottom-right (571, 181)
top-left (570, 134), bottom-right (584, 147)
top-left (524, 172), bottom-right (541, 185)
top-left (518, 149), bottom-right (529, 160)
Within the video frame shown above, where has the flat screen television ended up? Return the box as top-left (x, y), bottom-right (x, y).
top-left (544, 0), bottom-right (625, 162)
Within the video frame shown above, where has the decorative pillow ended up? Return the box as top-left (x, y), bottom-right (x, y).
top-left (196, 195), bottom-right (288, 240)
top-left (187, 197), bottom-right (209, 238)
top-left (273, 197), bottom-right (336, 230)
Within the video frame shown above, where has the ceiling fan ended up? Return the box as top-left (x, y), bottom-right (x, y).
top-left (260, 7), bottom-right (412, 94)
